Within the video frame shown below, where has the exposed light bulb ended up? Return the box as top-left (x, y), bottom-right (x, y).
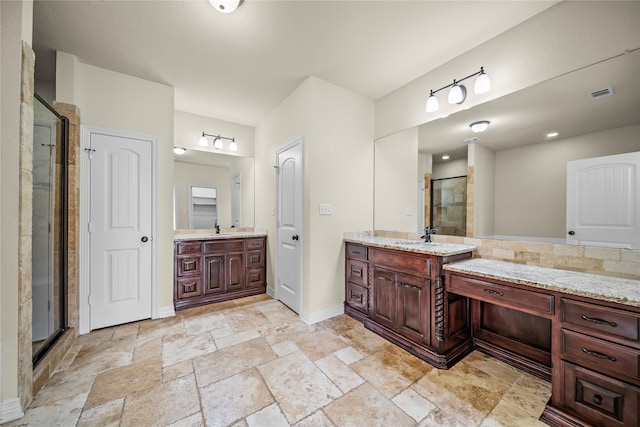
top-left (209, 0), bottom-right (241, 13)
top-left (173, 147), bottom-right (186, 155)
top-left (448, 83), bottom-right (466, 104)
top-left (474, 69), bottom-right (491, 94)
top-left (229, 140), bottom-right (238, 152)
top-left (199, 134), bottom-right (208, 146)
top-left (426, 92), bottom-right (439, 113)
top-left (213, 137), bottom-right (223, 149)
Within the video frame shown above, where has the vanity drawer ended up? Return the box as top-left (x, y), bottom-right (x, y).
top-left (176, 277), bottom-right (202, 299)
top-left (562, 329), bottom-right (639, 380)
top-left (176, 256), bottom-right (201, 277)
top-left (346, 282), bottom-right (368, 313)
top-left (347, 259), bottom-right (368, 287)
top-left (448, 274), bottom-right (554, 316)
top-left (176, 242), bottom-right (202, 255)
top-left (203, 240), bottom-right (244, 254)
top-left (563, 299), bottom-right (639, 341)
top-left (246, 269), bottom-right (265, 288)
top-left (346, 243), bottom-right (368, 261)
top-left (245, 238), bottom-right (265, 250)
top-left (561, 361), bottom-right (639, 427)
top-left (371, 250), bottom-right (431, 278)
top-left (246, 250), bottom-right (265, 268)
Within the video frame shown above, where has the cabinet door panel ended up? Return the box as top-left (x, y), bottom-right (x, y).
top-left (204, 254), bottom-right (225, 294)
top-left (227, 252), bottom-right (245, 291)
top-left (397, 273), bottom-right (430, 344)
top-left (371, 269), bottom-right (396, 330)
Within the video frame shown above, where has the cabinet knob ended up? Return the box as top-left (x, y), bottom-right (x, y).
top-left (567, 230), bottom-right (575, 236)
top-left (292, 235), bottom-right (299, 241)
top-left (592, 394), bottom-right (603, 406)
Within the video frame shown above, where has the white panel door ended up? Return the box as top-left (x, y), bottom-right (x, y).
top-left (567, 151), bottom-right (640, 249)
top-left (276, 139), bottom-right (303, 313)
top-left (89, 131), bottom-right (153, 329)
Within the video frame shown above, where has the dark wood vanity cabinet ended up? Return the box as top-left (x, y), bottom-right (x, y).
top-left (542, 298), bottom-right (640, 427)
top-left (344, 243), bottom-right (473, 368)
top-left (174, 237), bottom-right (266, 310)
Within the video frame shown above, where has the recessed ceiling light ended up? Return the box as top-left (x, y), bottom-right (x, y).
top-left (547, 132), bottom-right (559, 138)
top-left (442, 155), bottom-right (450, 160)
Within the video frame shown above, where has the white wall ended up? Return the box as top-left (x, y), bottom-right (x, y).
top-left (433, 158), bottom-right (467, 180)
top-left (376, 1), bottom-right (640, 139)
top-left (56, 56), bottom-right (176, 312)
top-left (255, 76), bottom-right (374, 319)
top-left (494, 124), bottom-right (640, 238)
top-left (375, 127), bottom-right (419, 232)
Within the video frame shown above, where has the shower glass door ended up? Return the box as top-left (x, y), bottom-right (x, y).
top-left (431, 176), bottom-right (467, 237)
top-left (32, 94), bottom-right (68, 364)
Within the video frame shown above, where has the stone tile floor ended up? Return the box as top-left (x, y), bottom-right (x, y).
top-left (7, 294), bottom-right (551, 426)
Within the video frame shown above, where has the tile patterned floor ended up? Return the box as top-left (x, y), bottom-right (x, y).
top-left (8, 295), bottom-right (552, 427)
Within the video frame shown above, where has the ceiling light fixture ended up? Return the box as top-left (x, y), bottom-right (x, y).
top-left (425, 67), bottom-right (491, 113)
top-left (547, 132), bottom-right (559, 138)
top-left (173, 147), bottom-right (187, 155)
top-left (470, 120), bottom-right (490, 133)
top-left (200, 132), bottom-right (238, 151)
top-left (442, 155), bottom-right (450, 160)
top-left (209, 0), bottom-right (242, 13)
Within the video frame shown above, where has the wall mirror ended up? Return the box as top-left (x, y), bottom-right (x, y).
top-left (174, 149), bottom-right (255, 230)
top-left (374, 49), bottom-right (640, 247)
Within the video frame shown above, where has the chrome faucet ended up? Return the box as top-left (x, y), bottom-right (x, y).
top-left (421, 226), bottom-right (437, 242)
top-left (214, 222), bottom-right (220, 234)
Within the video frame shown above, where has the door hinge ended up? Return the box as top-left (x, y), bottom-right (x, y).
top-left (88, 222), bottom-right (92, 233)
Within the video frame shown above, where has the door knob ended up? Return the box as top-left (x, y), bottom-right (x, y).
top-left (568, 231), bottom-right (575, 236)
top-left (292, 235), bottom-right (299, 241)
top-left (141, 236), bottom-right (149, 242)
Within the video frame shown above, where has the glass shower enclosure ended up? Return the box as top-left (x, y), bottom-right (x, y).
top-left (431, 176), bottom-right (467, 237)
top-left (32, 94), bottom-right (68, 365)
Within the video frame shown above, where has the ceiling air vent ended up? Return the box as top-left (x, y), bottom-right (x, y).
top-left (464, 137), bottom-right (479, 144)
top-left (588, 86), bottom-right (614, 100)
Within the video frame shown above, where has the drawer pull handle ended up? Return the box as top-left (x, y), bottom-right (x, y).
top-left (592, 394), bottom-right (603, 406)
top-left (353, 250), bottom-right (361, 255)
top-left (483, 288), bottom-right (504, 297)
top-left (582, 347), bottom-right (617, 362)
top-left (581, 315), bottom-right (617, 328)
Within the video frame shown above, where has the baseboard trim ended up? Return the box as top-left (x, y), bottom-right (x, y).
top-left (1, 397), bottom-right (24, 424)
top-left (300, 304), bottom-right (344, 325)
top-left (266, 286), bottom-right (276, 299)
top-left (156, 305), bottom-right (176, 319)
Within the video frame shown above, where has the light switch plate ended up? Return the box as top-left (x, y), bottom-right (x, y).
top-left (319, 203), bottom-right (332, 215)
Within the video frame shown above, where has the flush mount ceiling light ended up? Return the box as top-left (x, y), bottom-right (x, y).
top-left (547, 132), bottom-right (559, 138)
top-left (209, 0), bottom-right (242, 13)
top-left (442, 155), bottom-right (450, 160)
top-left (470, 120), bottom-right (490, 133)
top-left (200, 132), bottom-right (238, 152)
top-left (426, 67), bottom-right (491, 113)
top-left (173, 147), bottom-right (187, 155)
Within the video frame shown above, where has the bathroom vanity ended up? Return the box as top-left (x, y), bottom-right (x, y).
top-left (444, 259), bottom-right (640, 427)
top-left (344, 237), bottom-right (639, 427)
top-left (174, 232), bottom-right (267, 310)
top-left (344, 235), bottom-right (476, 368)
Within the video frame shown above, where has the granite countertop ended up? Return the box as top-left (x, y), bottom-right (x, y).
top-left (444, 258), bottom-right (640, 308)
top-left (344, 235), bottom-right (475, 257)
top-left (174, 231), bottom-right (267, 241)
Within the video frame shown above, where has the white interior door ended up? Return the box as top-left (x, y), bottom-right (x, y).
top-left (89, 131), bottom-right (153, 330)
top-left (231, 172), bottom-right (241, 228)
top-left (276, 138), bottom-right (303, 313)
top-left (567, 151), bottom-right (640, 249)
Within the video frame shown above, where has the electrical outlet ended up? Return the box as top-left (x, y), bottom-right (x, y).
top-left (319, 203), bottom-right (332, 215)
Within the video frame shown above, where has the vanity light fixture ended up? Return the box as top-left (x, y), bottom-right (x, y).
top-left (173, 147), bottom-right (187, 155)
top-left (200, 132), bottom-right (238, 151)
top-left (470, 120), bottom-right (490, 133)
top-left (209, 0), bottom-right (242, 13)
top-left (426, 67), bottom-right (491, 112)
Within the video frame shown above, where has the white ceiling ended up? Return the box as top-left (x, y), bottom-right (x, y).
top-left (32, 0), bottom-right (557, 127)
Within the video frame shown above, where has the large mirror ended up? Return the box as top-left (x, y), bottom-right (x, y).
top-left (374, 49), bottom-right (640, 246)
top-left (174, 149), bottom-right (255, 230)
